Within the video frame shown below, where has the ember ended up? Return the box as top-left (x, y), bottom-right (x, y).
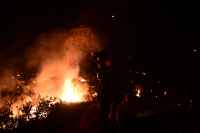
top-left (136, 89), bottom-right (140, 97)
top-left (81, 79), bottom-right (86, 82)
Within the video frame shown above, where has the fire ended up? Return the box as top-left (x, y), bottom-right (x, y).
top-left (61, 79), bottom-right (87, 102)
top-left (135, 83), bottom-right (142, 97)
top-left (30, 106), bottom-right (37, 119)
top-left (0, 26), bottom-right (103, 129)
top-left (81, 79), bottom-right (86, 82)
top-left (136, 89), bottom-right (140, 97)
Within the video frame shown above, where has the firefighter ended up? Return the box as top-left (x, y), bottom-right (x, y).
top-left (93, 50), bottom-right (123, 132)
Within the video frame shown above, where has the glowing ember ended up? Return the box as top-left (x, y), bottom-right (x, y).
top-left (156, 96), bottom-right (157, 98)
top-left (151, 90), bottom-right (152, 92)
top-left (136, 89), bottom-right (140, 97)
top-left (111, 15), bottom-right (114, 18)
top-left (164, 92), bottom-right (167, 95)
top-left (142, 73), bottom-right (146, 75)
top-left (194, 50), bottom-right (196, 52)
top-left (158, 81), bottom-right (160, 83)
top-left (81, 79), bottom-right (86, 82)
top-left (134, 71), bottom-right (139, 73)
top-left (17, 74), bottom-right (20, 77)
top-left (92, 92), bottom-right (97, 97)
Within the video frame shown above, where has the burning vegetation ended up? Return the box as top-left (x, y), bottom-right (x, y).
top-left (0, 26), bottom-right (104, 130)
top-left (0, 25), bottom-right (200, 132)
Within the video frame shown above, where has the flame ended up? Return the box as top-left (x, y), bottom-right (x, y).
top-left (61, 79), bottom-right (87, 102)
top-left (0, 26), bottom-right (103, 124)
top-left (136, 89), bottom-right (140, 97)
top-left (135, 83), bottom-right (142, 97)
top-left (30, 106), bottom-right (36, 119)
top-left (81, 79), bottom-right (86, 82)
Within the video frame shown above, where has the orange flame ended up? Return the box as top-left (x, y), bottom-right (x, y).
top-left (136, 89), bottom-right (140, 97)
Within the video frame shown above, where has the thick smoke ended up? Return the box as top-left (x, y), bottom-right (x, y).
top-left (0, 26), bottom-right (104, 113)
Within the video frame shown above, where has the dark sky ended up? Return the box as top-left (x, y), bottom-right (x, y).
top-left (0, 0), bottom-right (199, 98)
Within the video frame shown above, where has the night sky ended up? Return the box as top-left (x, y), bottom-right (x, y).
top-left (0, 0), bottom-right (199, 99)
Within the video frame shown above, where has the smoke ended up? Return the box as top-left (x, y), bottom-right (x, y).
top-left (0, 26), bottom-right (104, 112)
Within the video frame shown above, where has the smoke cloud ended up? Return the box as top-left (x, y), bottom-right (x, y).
top-left (0, 26), bottom-right (104, 112)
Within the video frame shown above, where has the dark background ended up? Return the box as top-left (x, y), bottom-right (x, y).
top-left (0, 0), bottom-right (199, 100)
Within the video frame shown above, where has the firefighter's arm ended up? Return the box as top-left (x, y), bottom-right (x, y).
top-left (108, 72), bottom-right (123, 123)
top-left (108, 102), bottom-right (120, 123)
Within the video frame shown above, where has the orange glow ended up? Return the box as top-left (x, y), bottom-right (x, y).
top-left (81, 79), bottom-right (86, 82)
top-left (111, 15), bottom-right (114, 18)
top-left (136, 89), bottom-right (140, 97)
top-left (30, 106), bottom-right (37, 118)
top-left (194, 50), bottom-right (196, 52)
top-left (61, 79), bottom-right (87, 102)
top-left (134, 71), bottom-right (139, 73)
top-left (2, 26), bottom-right (103, 120)
top-left (135, 83), bottom-right (142, 97)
